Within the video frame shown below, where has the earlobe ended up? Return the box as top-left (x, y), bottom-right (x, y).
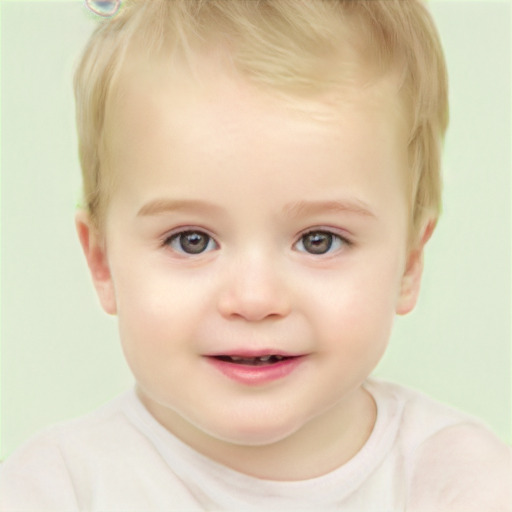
top-left (75, 211), bottom-right (117, 315)
top-left (396, 220), bottom-right (436, 316)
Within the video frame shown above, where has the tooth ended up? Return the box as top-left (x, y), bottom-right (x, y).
top-left (230, 356), bottom-right (242, 361)
top-left (259, 355), bottom-right (271, 362)
top-left (275, 355), bottom-right (283, 361)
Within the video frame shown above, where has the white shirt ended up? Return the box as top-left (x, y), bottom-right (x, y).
top-left (1, 379), bottom-right (510, 511)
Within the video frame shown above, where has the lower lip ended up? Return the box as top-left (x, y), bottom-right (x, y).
top-left (206, 357), bottom-right (305, 386)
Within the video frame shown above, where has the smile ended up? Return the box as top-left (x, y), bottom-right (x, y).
top-left (205, 353), bottom-right (306, 385)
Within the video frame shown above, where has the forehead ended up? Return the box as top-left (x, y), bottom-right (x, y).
top-left (107, 48), bottom-right (407, 150)
top-left (103, 51), bottom-right (409, 213)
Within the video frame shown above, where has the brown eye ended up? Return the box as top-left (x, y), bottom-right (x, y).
top-left (295, 230), bottom-right (346, 255)
top-left (168, 231), bottom-right (217, 255)
top-left (302, 232), bottom-right (333, 254)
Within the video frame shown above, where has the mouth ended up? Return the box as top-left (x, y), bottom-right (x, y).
top-left (211, 354), bottom-right (294, 366)
top-left (205, 352), bottom-right (305, 385)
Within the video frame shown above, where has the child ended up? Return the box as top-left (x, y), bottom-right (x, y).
top-left (1, 0), bottom-right (510, 510)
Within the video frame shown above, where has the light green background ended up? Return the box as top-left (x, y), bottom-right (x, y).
top-left (1, 1), bottom-right (511, 459)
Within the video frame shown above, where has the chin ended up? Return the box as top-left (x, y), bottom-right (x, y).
top-left (199, 413), bottom-right (307, 448)
top-left (214, 429), bottom-right (296, 448)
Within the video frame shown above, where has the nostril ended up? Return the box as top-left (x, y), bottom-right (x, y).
top-left (216, 261), bottom-right (291, 321)
top-left (217, 290), bottom-right (291, 322)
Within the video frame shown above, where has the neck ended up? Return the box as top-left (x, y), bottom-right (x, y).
top-left (140, 386), bottom-right (377, 481)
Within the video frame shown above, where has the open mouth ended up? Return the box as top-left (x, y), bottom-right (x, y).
top-left (207, 353), bottom-right (304, 384)
top-left (212, 355), bottom-right (293, 366)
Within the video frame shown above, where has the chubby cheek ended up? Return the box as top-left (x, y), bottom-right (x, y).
top-left (112, 266), bottom-right (211, 381)
top-left (311, 258), bottom-right (402, 369)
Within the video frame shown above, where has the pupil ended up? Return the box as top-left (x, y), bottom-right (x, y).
top-left (304, 232), bottom-right (332, 254)
top-left (180, 232), bottom-right (208, 254)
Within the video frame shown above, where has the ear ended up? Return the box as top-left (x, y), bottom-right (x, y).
top-left (75, 211), bottom-right (117, 315)
top-left (396, 219), bottom-right (436, 316)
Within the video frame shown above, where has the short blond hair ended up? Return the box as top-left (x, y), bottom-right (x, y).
top-left (74, 0), bottom-right (448, 242)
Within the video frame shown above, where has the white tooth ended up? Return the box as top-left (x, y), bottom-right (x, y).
top-left (275, 355), bottom-right (283, 361)
top-left (230, 356), bottom-right (242, 361)
top-left (259, 355), bottom-right (271, 362)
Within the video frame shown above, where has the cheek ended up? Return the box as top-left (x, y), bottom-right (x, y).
top-left (310, 256), bottom-right (403, 351)
top-left (112, 266), bottom-right (210, 364)
top-left (115, 285), bottom-right (203, 402)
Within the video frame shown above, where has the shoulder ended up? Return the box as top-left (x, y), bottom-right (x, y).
top-left (368, 380), bottom-right (512, 512)
top-left (0, 393), bottom-right (134, 512)
top-left (408, 423), bottom-right (512, 511)
top-left (0, 391), bottom-right (201, 511)
top-left (0, 428), bottom-right (79, 511)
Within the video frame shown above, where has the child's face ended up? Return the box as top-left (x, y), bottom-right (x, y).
top-left (78, 56), bottom-right (425, 450)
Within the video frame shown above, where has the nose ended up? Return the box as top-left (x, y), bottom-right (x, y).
top-left (216, 252), bottom-right (291, 322)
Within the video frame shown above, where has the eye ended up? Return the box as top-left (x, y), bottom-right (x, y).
top-left (165, 230), bottom-right (218, 255)
top-left (294, 230), bottom-right (348, 255)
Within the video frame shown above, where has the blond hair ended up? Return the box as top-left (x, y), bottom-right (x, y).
top-left (74, 0), bottom-right (448, 242)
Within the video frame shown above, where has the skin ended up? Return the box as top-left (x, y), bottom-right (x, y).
top-left (76, 54), bottom-right (432, 481)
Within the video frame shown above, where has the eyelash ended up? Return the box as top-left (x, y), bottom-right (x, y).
top-left (162, 228), bottom-right (352, 256)
top-left (163, 229), bottom-right (219, 256)
top-left (293, 229), bottom-right (352, 256)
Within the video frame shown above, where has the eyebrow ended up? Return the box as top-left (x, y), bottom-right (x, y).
top-left (282, 199), bottom-right (376, 219)
top-left (137, 197), bottom-right (376, 219)
top-left (137, 198), bottom-right (223, 217)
